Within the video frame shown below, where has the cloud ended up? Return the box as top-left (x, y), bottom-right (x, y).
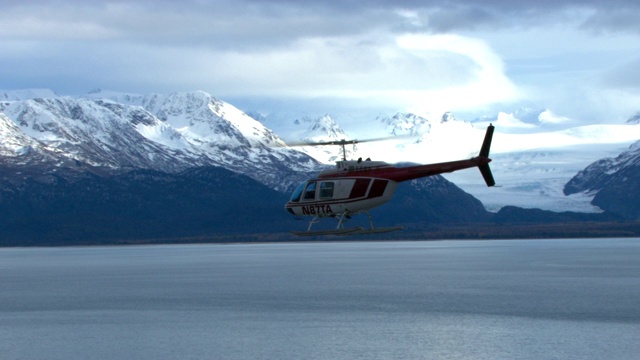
top-left (4, 1), bottom-right (639, 45)
top-left (601, 58), bottom-right (640, 90)
top-left (154, 33), bottom-right (519, 114)
top-left (1, 0), bottom-right (639, 122)
top-left (580, 7), bottom-right (640, 35)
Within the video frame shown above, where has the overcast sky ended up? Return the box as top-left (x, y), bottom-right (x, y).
top-left (1, 0), bottom-right (639, 122)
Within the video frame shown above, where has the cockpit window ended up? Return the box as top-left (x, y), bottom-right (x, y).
top-left (303, 181), bottom-right (317, 200)
top-left (289, 182), bottom-right (306, 202)
top-left (319, 181), bottom-right (334, 199)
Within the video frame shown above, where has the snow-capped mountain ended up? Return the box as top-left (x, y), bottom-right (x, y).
top-left (296, 114), bottom-right (355, 162)
top-left (1, 88), bottom-right (60, 102)
top-left (262, 110), bottom-right (479, 165)
top-left (564, 141), bottom-right (640, 219)
top-left (1, 109), bottom-right (108, 183)
top-left (1, 112), bottom-right (45, 158)
top-left (1, 111), bottom-right (60, 174)
top-left (376, 111), bottom-right (468, 138)
top-left (256, 112), bottom-right (354, 162)
top-left (378, 112), bottom-right (433, 137)
top-left (3, 88), bottom-right (640, 215)
top-left (1, 90), bottom-right (320, 192)
top-left (3, 97), bottom-right (194, 171)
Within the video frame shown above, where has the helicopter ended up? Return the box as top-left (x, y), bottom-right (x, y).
top-left (284, 124), bottom-right (495, 236)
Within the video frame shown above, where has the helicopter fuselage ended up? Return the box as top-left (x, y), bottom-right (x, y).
top-left (285, 124), bottom-right (495, 235)
top-left (285, 173), bottom-right (399, 217)
top-left (284, 155), bottom-right (491, 218)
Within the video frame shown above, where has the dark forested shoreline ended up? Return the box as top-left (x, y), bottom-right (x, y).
top-left (3, 221), bottom-right (639, 247)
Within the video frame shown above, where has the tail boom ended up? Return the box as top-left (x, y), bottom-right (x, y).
top-left (321, 125), bottom-right (495, 186)
top-left (317, 124), bottom-right (496, 187)
top-left (378, 124), bottom-right (496, 186)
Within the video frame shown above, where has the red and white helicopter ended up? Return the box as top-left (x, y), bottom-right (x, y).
top-left (284, 124), bottom-right (495, 236)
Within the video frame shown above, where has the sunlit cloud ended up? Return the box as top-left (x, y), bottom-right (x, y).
top-left (185, 33), bottom-right (519, 116)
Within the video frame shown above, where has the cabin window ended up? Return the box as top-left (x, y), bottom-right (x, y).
top-left (368, 179), bottom-right (388, 198)
top-left (349, 179), bottom-right (370, 198)
top-left (289, 182), bottom-right (306, 202)
top-left (303, 181), bottom-right (317, 200)
top-left (319, 182), bottom-right (335, 199)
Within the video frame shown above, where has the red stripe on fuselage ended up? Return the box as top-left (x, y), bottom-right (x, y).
top-left (318, 157), bottom-right (491, 183)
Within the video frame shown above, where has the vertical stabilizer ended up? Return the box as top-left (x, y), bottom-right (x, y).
top-left (479, 124), bottom-right (495, 187)
top-left (479, 164), bottom-right (495, 187)
top-left (480, 124), bottom-right (494, 158)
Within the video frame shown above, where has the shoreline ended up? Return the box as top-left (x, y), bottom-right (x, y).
top-left (2, 221), bottom-right (640, 248)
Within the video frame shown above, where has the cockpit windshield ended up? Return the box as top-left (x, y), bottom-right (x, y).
top-left (303, 181), bottom-right (317, 200)
top-left (289, 182), bottom-right (306, 202)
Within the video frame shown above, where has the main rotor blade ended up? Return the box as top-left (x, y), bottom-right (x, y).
top-left (284, 134), bottom-right (414, 147)
top-left (285, 139), bottom-right (356, 147)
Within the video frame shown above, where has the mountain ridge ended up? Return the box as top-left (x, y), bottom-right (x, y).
top-left (564, 141), bottom-right (640, 219)
top-left (1, 91), bottom-right (320, 192)
top-left (2, 88), bottom-right (640, 243)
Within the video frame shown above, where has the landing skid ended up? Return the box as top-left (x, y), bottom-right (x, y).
top-left (290, 227), bottom-right (365, 237)
top-left (290, 211), bottom-right (403, 237)
top-left (350, 226), bottom-right (403, 235)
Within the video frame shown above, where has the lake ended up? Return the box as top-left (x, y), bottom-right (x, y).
top-left (1, 238), bottom-right (639, 359)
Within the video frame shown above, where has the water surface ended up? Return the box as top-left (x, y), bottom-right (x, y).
top-left (1, 238), bottom-right (639, 359)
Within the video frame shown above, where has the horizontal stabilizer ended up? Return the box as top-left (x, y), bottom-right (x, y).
top-left (479, 164), bottom-right (495, 187)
